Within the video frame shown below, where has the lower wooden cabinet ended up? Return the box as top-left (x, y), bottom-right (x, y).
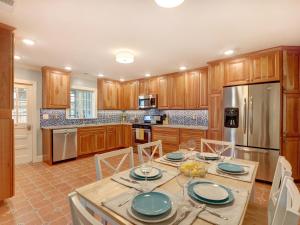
top-left (106, 126), bottom-right (116, 150)
top-left (179, 128), bottom-right (207, 150)
top-left (116, 125), bottom-right (124, 148)
top-left (282, 137), bottom-right (300, 180)
top-left (123, 124), bottom-right (133, 148)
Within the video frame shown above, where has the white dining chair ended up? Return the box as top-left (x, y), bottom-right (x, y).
top-left (268, 156), bottom-right (292, 225)
top-left (137, 140), bottom-right (163, 164)
top-left (94, 147), bottom-right (134, 180)
top-left (200, 138), bottom-right (235, 158)
top-left (271, 176), bottom-right (300, 225)
top-left (69, 192), bottom-right (103, 225)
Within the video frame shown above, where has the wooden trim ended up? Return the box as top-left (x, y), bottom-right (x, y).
top-left (41, 66), bottom-right (71, 74)
top-left (0, 23), bottom-right (15, 31)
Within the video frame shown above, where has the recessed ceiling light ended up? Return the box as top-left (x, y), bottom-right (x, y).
top-left (14, 55), bottom-right (21, 60)
top-left (22, 39), bottom-right (35, 46)
top-left (155, 0), bottom-right (184, 8)
top-left (98, 73), bottom-right (104, 77)
top-left (64, 66), bottom-right (72, 71)
top-left (115, 51), bottom-right (134, 64)
top-left (145, 73), bottom-right (151, 77)
top-left (120, 78), bottom-right (125, 82)
top-left (224, 49), bottom-right (234, 56)
top-left (179, 66), bottom-right (187, 71)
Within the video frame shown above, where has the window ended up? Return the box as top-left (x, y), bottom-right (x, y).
top-left (13, 87), bottom-right (28, 124)
top-left (68, 87), bottom-right (97, 119)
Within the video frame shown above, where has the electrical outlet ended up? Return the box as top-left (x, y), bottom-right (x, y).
top-left (192, 115), bottom-right (196, 120)
top-left (42, 114), bottom-right (49, 120)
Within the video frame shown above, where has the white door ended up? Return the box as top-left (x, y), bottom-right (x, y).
top-left (13, 83), bottom-right (33, 164)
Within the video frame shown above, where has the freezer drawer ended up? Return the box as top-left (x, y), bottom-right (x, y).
top-left (234, 146), bottom-right (279, 182)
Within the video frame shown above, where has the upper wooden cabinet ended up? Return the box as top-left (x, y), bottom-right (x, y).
top-left (224, 57), bottom-right (250, 86)
top-left (158, 76), bottom-right (170, 109)
top-left (42, 67), bottom-right (70, 109)
top-left (98, 79), bottom-right (121, 109)
top-left (139, 77), bottom-right (158, 96)
top-left (169, 73), bottom-right (185, 109)
top-left (249, 50), bottom-right (281, 83)
top-left (283, 49), bottom-right (300, 93)
top-left (208, 62), bottom-right (224, 94)
top-left (122, 81), bottom-right (139, 110)
top-left (184, 68), bottom-right (208, 109)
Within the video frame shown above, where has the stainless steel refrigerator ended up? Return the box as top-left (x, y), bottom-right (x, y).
top-left (223, 82), bottom-right (280, 182)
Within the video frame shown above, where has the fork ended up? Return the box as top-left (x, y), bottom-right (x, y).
top-left (188, 200), bottom-right (229, 220)
top-left (119, 177), bottom-right (140, 184)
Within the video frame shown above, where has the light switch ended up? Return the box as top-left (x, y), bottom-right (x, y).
top-left (43, 114), bottom-right (49, 120)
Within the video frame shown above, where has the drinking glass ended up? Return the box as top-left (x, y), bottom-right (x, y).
top-left (176, 165), bottom-right (191, 202)
top-left (140, 159), bottom-right (153, 192)
top-left (187, 139), bottom-right (197, 160)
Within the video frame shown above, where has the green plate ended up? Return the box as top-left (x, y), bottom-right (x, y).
top-left (166, 152), bottom-right (184, 160)
top-left (188, 181), bottom-right (234, 205)
top-left (218, 163), bottom-right (244, 173)
top-left (130, 168), bottom-right (162, 181)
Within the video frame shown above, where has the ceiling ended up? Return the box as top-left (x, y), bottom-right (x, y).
top-left (1, 0), bottom-right (300, 80)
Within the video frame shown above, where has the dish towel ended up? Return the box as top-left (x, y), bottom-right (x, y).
top-left (102, 189), bottom-right (203, 225)
top-left (207, 160), bottom-right (256, 183)
top-left (111, 167), bottom-right (178, 192)
top-left (136, 128), bottom-right (144, 140)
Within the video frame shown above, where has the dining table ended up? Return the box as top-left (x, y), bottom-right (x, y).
top-left (75, 155), bottom-right (258, 225)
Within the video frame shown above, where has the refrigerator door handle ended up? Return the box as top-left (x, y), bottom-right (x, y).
top-left (250, 96), bottom-right (253, 134)
top-left (243, 98), bottom-right (247, 134)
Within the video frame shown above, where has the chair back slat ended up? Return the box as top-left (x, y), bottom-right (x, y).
top-left (69, 192), bottom-right (103, 225)
top-left (268, 156), bottom-right (292, 224)
top-left (95, 147), bottom-right (134, 180)
top-left (200, 139), bottom-right (235, 157)
top-left (138, 140), bottom-right (163, 163)
top-left (271, 176), bottom-right (300, 225)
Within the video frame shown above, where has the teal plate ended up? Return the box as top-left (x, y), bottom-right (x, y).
top-left (132, 192), bottom-right (172, 216)
top-left (133, 167), bottom-right (161, 178)
top-left (218, 163), bottom-right (244, 173)
top-left (187, 181), bottom-right (234, 205)
top-left (130, 168), bottom-right (162, 181)
top-left (196, 153), bottom-right (219, 161)
top-left (166, 152), bottom-right (184, 160)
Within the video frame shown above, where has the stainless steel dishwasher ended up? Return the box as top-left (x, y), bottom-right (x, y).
top-left (53, 128), bottom-right (77, 162)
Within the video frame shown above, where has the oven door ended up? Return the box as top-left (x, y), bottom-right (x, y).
top-left (132, 128), bottom-right (151, 146)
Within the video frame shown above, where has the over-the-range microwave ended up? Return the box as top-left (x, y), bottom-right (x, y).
top-left (138, 94), bottom-right (157, 109)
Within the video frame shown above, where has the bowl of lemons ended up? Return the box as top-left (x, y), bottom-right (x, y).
top-left (179, 161), bottom-right (208, 178)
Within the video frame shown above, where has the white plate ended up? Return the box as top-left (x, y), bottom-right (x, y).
top-left (127, 197), bottom-right (177, 223)
top-left (134, 167), bottom-right (160, 178)
top-left (198, 152), bottom-right (219, 159)
top-left (193, 183), bottom-right (229, 201)
top-left (217, 167), bottom-right (249, 175)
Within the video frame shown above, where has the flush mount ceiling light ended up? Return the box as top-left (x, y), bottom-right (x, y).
top-left (64, 66), bottom-right (72, 71)
top-left (115, 51), bottom-right (134, 64)
top-left (224, 49), bottom-right (234, 56)
top-left (155, 0), bottom-right (184, 8)
top-left (179, 66), bottom-right (187, 71)
top-left (14, 55), bottom-right (21, 60)
top-left (98, 73), bottom-right (104, 77)
top-left (22, 38), bottom-right (35, 46)
top-left (120, 78), bottom-right (125, 82)
top-left (145, 73), bottom-right (151, 77)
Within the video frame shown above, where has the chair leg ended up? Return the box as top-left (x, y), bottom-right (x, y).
top-left (101, 218), bottom-right (108, 225)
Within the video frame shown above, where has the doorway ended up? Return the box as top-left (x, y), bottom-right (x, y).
top-left (13, 82), bottom-right (35, 164)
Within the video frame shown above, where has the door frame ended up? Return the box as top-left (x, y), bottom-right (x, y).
top-left (14, 79), bottom-right (38, 163)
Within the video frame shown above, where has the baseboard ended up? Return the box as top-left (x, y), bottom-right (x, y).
top-left (34, 155), bottom-right (43, 163)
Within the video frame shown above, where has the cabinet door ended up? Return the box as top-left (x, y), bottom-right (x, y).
top-left (199, 69), bottom-right (208, 108)
top-left (283, 94), bottom-right (300, 137)
top-left (77, 132), bottom-right (95, 156)
top-left (282, 137), bottom-right (300, 179)
top-left (43, 69), bottom-right (70, 108)
top-left (152, 127), bottom-right (180, 146)
top-left (123, 125), bottom-right (132, 147)
top-left (208, 63), bottom-right (224, 94)
top-left (139, 79), bottom-right (149, 96)
top-left (179, 129), bottom-right (206, 150)
top-left (94, 128), bottom-right (106, 152)
top-left (129, 81), bottom-right (139, 109)
top-left (149, 77), bottom-right (158, 95)
top-left (158, 76), bottom-right (169, 109)
top-left (122, 83), bottom-right (130, 110)
top-left (169, 73), bottom-right (185, 109)
top-left (185, 71), bottom-right (199, 109)
top-left (224, 58), bottom-right (250, 86)
top-left (115, 125), bottom-right (123, 148)
top-left (116, 82), bottom-right (122, 109)
top-left (208, 94), bottom-right (222, 140)
top-left (283, 50), bottom-right (300, 93)
top-left (106, 126), bottom-right (116, 150)
top-left (249, 50), bottom-right (281, 83)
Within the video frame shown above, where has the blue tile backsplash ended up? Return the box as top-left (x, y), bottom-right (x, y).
top-left (40, 109), bottom-right (208, 127)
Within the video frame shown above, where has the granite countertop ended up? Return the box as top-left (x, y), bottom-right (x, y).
top-left (41, 122), bottom-right (132, 130)
top-left (153, 124), bottom-right (208, 130)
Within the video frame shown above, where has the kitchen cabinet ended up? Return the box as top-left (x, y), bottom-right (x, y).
top-left (122, 81), bottom-right (139, 110)
top-left (169, 73), bottom-right (185, 109)
top-left (224, 57), bottom-right (250, 86)
top-left (283, 49), bottom-right (300, 93)
top-left (139, 77), bottom-right (158, 96)
top-left (77, 127), bottom-right (106, 156)
top-left (249, 49), bottom-right (281, 83)
top-left (123, 124), bottom-right (132, 147)
top-left (283, 94), bottom-right (300, 137)
top-left (208, 94), bottom-right (223, 140)
top-left (116, 125), bottom-right (123, 148)
top-left (42, 66), bottom-right (70, 108)
top-left (149, 77), bottom-right (158, 95)
top-left (282, 137), bottom-right (300, 179)
top-left (0, 23), bottom-right (14, 201)
top-left (185, 68), bottom-right (208, 109)
top-left (152, 127), bottom-right (180, 153)
top-left (157, 76), bottom-right (170, 109)
top-left (208, 62), bottom-right (224, 94)
top-left (106, 126), bottom-right (116, 150)
top-left (139, 79), bottom-right (149, 96)
top-left (179, 129), bottom-right (207, 150)
top-left (98, 79), bottom-right (121, 109)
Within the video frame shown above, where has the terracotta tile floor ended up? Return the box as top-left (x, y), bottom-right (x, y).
top-left (0, 154), bottom-right (295, 225)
